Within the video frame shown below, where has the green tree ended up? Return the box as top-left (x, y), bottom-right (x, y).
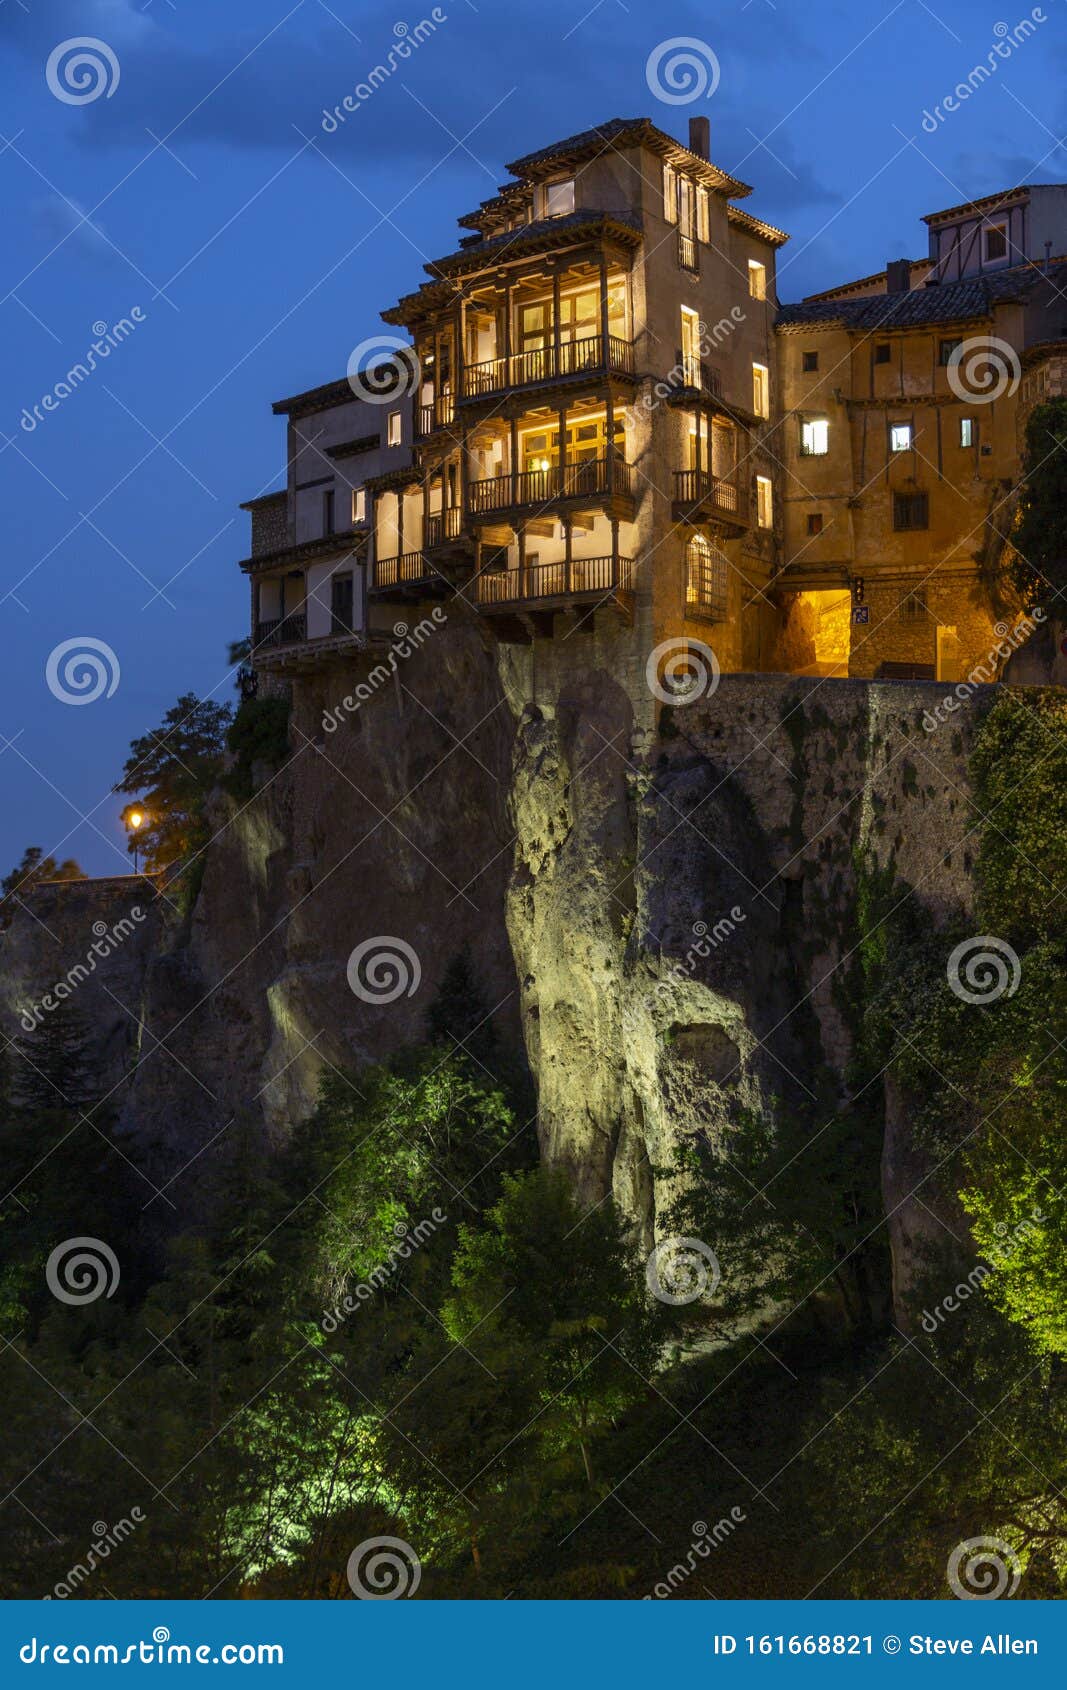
top-left (1010, 398), bottom-right (1067, 604)
top-left (1, 847), bottom-right (84, 916)
top-left (114, 693), bottom-right (233, 871)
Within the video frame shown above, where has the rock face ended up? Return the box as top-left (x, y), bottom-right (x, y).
top-left (0, 644), bottom-right (988, 1299)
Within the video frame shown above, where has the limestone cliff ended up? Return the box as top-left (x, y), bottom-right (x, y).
top-left (0, 638), bottom-right (988, 1303)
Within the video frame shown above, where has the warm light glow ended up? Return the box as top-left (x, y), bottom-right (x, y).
top-left (127, 809), bottom-right (145, 831)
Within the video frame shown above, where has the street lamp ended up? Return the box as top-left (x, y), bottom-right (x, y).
top-left (122, 804), bottom-right (148, 874)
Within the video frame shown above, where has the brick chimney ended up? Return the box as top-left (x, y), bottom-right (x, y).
top-left (885, 259), bottom-right (912, 294)
top-left (688, 116), bottom-right (710, 160)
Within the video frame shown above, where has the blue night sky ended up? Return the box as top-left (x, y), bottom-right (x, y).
top-left (1, 0), bottom-right (1063, 874)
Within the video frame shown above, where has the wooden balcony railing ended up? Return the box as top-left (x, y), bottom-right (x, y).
top-left (673, 469), bottom-right (746, 522)
top-left (416, 395), bottom-right (456, 437)
top-left (475, 554), bottom-right (633, 606)
top-left (677, 231), bottom-right (699, 273)
top-left (374, 552), bottom-right (430, 589)
top-left (674, 351), bottom-right (724, 399)
top-left (462, 334), bottom-right (635, 399)
top-left (254, 615), bottom-right (306, 649)
top-left (467, 457), bottom-right (634, 515)
top-left (424, 507), bottom-right (462, 547)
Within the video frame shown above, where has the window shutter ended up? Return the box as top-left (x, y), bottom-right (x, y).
top-left (697, 187), bottom-right (710, 243)
top-left (663, 163), bottom-right (678, 223)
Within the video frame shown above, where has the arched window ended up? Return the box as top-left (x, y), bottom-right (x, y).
top-left (685, 534), bottom-right (728, 620)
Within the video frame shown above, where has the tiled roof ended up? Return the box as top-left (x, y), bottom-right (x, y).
top-left (504, 116), bottom-right (752, 199)
top-left (777, 267), bottom-right (1040, 331)
top-left (506, 117), bottom-right (647, 173)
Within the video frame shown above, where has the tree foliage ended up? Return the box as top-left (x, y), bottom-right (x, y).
top-left (1011, 398), bottom-right (1067, 605)
top-left (113, 693), bottom-right (233, 871)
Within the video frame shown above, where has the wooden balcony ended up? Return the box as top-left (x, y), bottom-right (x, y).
top-left (462, 334), bottom-right (635, 401)
top-left (475, 553), bottom-right (634, 639)
top-left (671, 353), bottom-right (724, 402)
top-left (468, 456), bottom-right (635, 520)
top-left (254, 615), bottom-right (306, 649)
top-left (424, 506), bottom-right (463, 548)
top-left (415, 395), bottom-right (456, 438)
top-left (672, 469), bottom-right (748, 531)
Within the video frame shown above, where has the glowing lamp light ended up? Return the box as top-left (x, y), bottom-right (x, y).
top-left (127, 809), bottom-right (144, 830)
top-left (122, 804), bottom-right (149, 873)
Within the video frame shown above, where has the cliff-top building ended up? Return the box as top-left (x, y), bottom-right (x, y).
top-left (238, 117), bottom-right (1067, 706)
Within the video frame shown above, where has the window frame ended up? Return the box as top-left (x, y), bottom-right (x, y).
top-left (386, 409), bottom-right (402, 447)
top-left (874, 342), bottom-right (892, 365)
top-left (960, 417), bottom-right (975, 448)
top-left (889, 422), bottom-right (914, 454)
top-left (893, 491), bottom-right (929, 531)
top-left (748, 260), bottom-right (767, 301)
top-left (982, 221), bottom-right (1009, 263)
top-left (806, 512), bottom-right (824, 536)
top-left (543, 177), bottom-right (575, 219)
top-left (352, 487), bottom-right (367, 525)
top-left (800, 417), bottom-right (829, 457)
top-left (756, 475), bottom-right (773, 529)
top-left (752, 362), bottom-right (770, 419)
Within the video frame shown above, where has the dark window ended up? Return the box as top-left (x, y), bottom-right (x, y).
top-left (322, 488), bottom-right (335, 534)
top-left (983, 224), bottom-right (1008, 261)
top-left (802, 350), bottom-right (819, 372)
top-left (874, 343), bottom-right (891, 365)
top-left (898, 590), bottom-right (929, 623)
top-left (806, 513), bottom-right (824, 536)
top-left (939, 338), bottom-right (962, 366)
top-left (893, 492), bottom-right (929, 531)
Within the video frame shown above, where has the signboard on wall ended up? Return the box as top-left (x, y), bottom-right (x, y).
top-left (852, 606), bottom-right (870, 624)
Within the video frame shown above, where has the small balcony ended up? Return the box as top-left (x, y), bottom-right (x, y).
top-left (415, 395), bottom-right (456, 438)
top-left (671, 354), bottom-right (724, 402)
top-left (476, 553), bottom-right (633, 609)
top-left (462, 334), bottom-right (635, 401)
top-left (677, 231), bottom-right (699, 273)
top-left (672, 469), bottom-right (748, 531)
top-left (254, 615), bottom-right (306, 649)
top-left (468, 456), bottom-right (634, 519)
top-left (424, 506), bottom-right (464, 548)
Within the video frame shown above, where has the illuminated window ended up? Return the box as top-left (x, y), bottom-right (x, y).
top-left (680, 306), bottom-right (701, 388)
top-left (686, 534), bottom-right (727, 619)
top-left (352, 488), bottom-right (367, 524)
top-left (543, 178), bottom-right (575, 218)
top-left (748, 260), bottom-right (767, 300)
top-left (387, 410), bottom-right (402, 446)
top-left (960, 418), bottom-right (974, 447)
top-left (752, 363), bottom-right (769, 418)
top-left (697, 186), bottom-right (710, 243)
top-left (890, 423), bottom-right (913, 452)
top-left (983, 222), bottom-right (1008, 262)
top-left (756, 475), bottom-right (773, 528)
top-left (800, 418), bottom-right (829, 455)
